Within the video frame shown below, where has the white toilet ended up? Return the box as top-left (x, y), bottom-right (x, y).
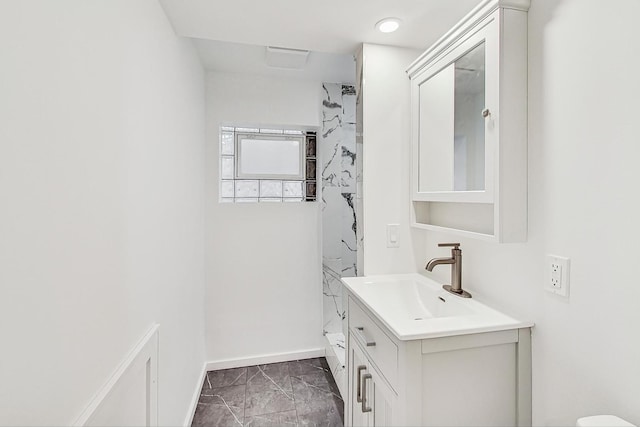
top-left (577, 415), bottom-right (636, 426)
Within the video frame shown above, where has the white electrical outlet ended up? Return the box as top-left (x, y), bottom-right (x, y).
top-left (546, 254), bottom-right (570, 297)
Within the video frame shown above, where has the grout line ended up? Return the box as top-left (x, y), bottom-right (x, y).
top-left (210, 393), bottom-right (243, 426)
top-left (291, 375), bottom-right (343, 401)
top-left (245, 410), bottom-right (299, 426)
top-left (256, 365), bottom-right (293, 400)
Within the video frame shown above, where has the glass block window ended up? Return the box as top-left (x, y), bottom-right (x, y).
top-left (220, 126), bottom-right (317, 203)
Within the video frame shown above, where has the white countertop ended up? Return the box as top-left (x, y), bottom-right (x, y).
top-left (341, 273), bottom-right (533, 341)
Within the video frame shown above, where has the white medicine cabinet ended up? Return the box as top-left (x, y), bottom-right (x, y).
top-left (406, 0), bottom-right (530, 242)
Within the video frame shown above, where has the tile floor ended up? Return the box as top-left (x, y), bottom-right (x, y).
top-left (191, 357), bottom-right (344, 427)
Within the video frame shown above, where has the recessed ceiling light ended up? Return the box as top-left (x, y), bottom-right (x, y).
top-left (375, 18), bottom-right (401, 33)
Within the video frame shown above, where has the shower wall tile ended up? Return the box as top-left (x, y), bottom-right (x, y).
top-left (355, 49), bottom-right (364, 276)
top-left (322, 139), bottom-right (341, 188)
top-left (321, 84), bottom-right (344, 189)
top-left (322, 187), bottom-right (342, 260)
top-left (342, 86), bottom-right (357, 125)
top-left (325, 333), bottom-right (347, 398)
top-left (322, 258), bottom-right (344, 335)
top-left (323, 83), bottom-right (344, 118)
top-left (321, 82), bottom-right (358, 334)
top-left (341, 122), bottom-right (356, 193)
top-left (341, 193), bottom-right (357, 277)
top-left (356, 196), bottom-right (364, 274)
top-left (355, 47), bottom-right (364, 136)
top-left (356, 138), bottom-right (363, 186)
top-left (342, 122), bottom-right (356, 155)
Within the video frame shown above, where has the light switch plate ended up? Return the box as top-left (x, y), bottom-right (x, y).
top-left (387, 224), bottom-right (400, 248)
top-left (546, 254), bottom-right (570, 297)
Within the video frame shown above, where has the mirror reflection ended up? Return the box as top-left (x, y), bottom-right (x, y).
top-left (454, 43), bottom-right (485, 191)
top-left (418, 42), bottom-right (485, 192)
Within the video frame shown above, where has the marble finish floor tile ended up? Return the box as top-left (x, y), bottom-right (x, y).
top-left (191, 357), bottom-right (343, 427)
top-left (247, 362), bottom-right (291, 388)
top-left (288, 358), bottom-right (331, 377)
top-left (297, 403), bottom-right (344, 427)
top-left (206, 367), bottom-right (247, 388)
top-left (291, 368), bottom-right (343, 427)
top-left (245, 362), bottom-right (296, 416)
top-left (244, 410), bottom-right (298, 427)
top-left (193, 384), bottom-right (245, 427)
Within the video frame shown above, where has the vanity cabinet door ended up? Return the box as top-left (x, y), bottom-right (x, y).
top-left (350, 337), bottom-right (371, 427)
top-left (369, 365), bottom-right (394, 427)
top-left (349, 335), bottom-right (396, 426)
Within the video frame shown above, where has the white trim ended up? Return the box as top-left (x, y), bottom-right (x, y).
top-left (412, 190), bottom-right (493, 204)
top-left (516, 328), bottom-right (532, 426)
top-left (235, 132), bottom-right (305, 180)
top-left (205, 348), bottom-right (325, 371)
top-left (410, 221), bottom-right (497, 242)
top-left (324, 334), bottom-right (347, 399)
top-left (183, 362), bottom-right (208, 427)
top-left (73, 324), bottom-right (160, 427)
top-left (406, 0), bottom-right (530, 77)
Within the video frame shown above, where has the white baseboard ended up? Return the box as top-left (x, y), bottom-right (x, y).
top-left (205, 348), bottom-right (325, 371)
top-left (183, 362), bottom-right (207, 427)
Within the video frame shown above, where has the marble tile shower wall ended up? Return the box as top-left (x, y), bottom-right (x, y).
top-left (321, 83), bottom-right (357, 336)
top-left (355, 48), bottom-right (364, 274)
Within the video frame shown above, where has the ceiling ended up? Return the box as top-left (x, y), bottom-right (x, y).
top-left (160, 0), bottom-right (481, 80)
top-left (193, 39), bottom-right (357, 83)
top-left (159, 0), bottom-right (481, 55)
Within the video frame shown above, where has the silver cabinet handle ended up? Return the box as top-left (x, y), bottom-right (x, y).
top-left (355, 327), bottom-right (376, 347)
top-left (361, 373), bottom-right (372, 413)
top-left (356, 365), bottom-right (366, 403)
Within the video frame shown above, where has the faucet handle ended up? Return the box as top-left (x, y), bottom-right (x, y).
top-left (438, 242), bottom-right (461, 249)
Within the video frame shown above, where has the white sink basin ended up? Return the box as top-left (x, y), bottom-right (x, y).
top-left (341, 273), bottom-right (532, 340)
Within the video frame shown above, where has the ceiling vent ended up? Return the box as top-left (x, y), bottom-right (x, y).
top-left (265, 46), bottom-right (310, 70)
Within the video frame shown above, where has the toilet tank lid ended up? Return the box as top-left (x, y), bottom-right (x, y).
top-left (577, 415), bottom-right (636, 427)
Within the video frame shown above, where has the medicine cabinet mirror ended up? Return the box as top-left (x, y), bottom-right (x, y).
top-left (419, 42), bottom-right (486, 193)
top-left (407, 0), bottom-right (529, 242)
top-left (412, 18), bottom-right (496, 204)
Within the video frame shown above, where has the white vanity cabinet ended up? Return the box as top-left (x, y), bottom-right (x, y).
top-left (406, 0), bottom-right (530, 242)
top-left (348, 296), bottom-right (399, 426)
top-left (349, 337), bottom-right (395, 427)
top-left (345, 292), bottom-right (532, 427)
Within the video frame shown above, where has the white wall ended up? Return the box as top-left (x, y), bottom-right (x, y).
top-left (361, 44), bottom-right (424, 275)
top-left (364, 1), bottom-right (640, 425)
top-left (205, 72), bottom-right (324, 362)
top-left (0, 1), bottom-right (206, 425)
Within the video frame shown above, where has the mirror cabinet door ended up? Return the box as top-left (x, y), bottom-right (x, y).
top-left (418, 42), bottom-right (486, 193)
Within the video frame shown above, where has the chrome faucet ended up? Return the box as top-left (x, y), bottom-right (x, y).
top-left (425, 243), bottom-right (472, 298)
